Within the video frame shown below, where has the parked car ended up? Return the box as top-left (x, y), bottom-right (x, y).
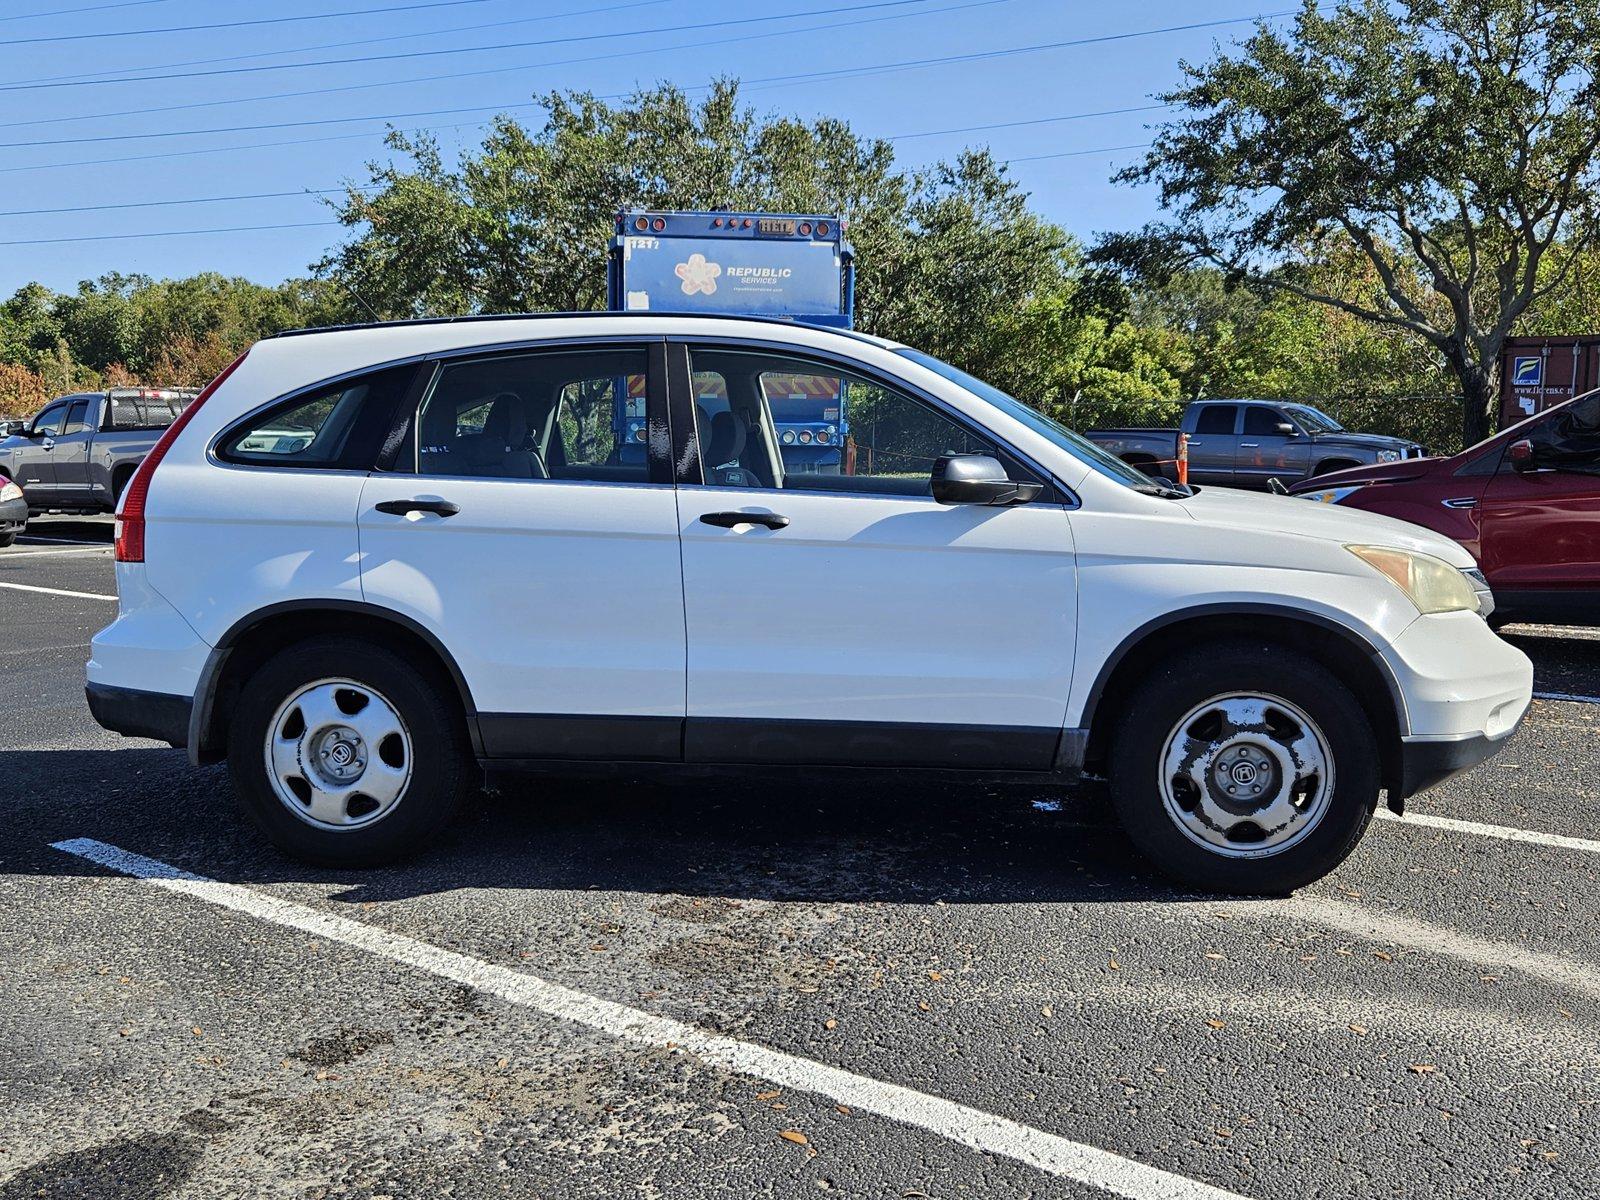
top-left (1291, 386), bottom-right (1600, 627)
top-left (1087, 399), bottom-right (1425, 489)
top-left (85, 315), bottom-right (1530, 893)
top-left (0, 476), bottom-right (26, 547)
top-left (0, 387), bottom-right (199, 515)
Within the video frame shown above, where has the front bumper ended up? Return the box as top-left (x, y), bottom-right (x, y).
top-left (86, 681), bottom-right (192, 748)
top-left (0, 494), bottom-right (26, 534)
top-left (1382, 610), bottom-right (1532, 741)
top-left (1397, 726), bottom-right (1520, 801)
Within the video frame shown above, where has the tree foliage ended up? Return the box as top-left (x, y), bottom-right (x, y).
top-left (1101, 0), bottom-right (1600, 443)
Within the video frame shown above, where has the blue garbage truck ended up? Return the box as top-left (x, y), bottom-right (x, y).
top-left (606, 210), bottom-right (854, 473)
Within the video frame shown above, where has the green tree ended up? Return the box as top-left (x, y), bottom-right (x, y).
top-left (1101, 0), bottom-right (1600, 445)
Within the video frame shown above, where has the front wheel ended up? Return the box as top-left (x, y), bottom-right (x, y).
top-left (1108, 640), bottom-right (1380, 894)
top-left (228, 635), bottom-right (471, 866)
top-left (0, 533), bottom-right (14, 548)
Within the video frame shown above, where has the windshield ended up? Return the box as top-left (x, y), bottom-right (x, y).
top-left (1282, 403), bottom-right (1344, 433)
top-left (894, 349), bottom-right (1161, 490)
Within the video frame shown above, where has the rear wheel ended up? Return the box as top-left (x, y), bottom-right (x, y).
top-left (228, 635), bottom-right (470, 866)
top-left (1108, 640), bottom-right (1380, 894)
top-left (0, 533), bottom-right (14, 548)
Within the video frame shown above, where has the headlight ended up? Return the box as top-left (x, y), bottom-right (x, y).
top-left (1378, 449), bottom-right (1400, 463)
top-left (0, 481), bottom-right (20, 503)
top-left (1346, 545), bottom-right (1480, 615)
top-left (1300, 485), bottom-right (1363, 505)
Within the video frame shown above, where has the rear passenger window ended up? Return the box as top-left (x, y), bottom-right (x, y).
top-left (219, 365), bottom-right (415, 469)
top-left (414, 347), bottom-right (651, 483)
top-left (1193, 405), bottom-right (1237, 435)
top-left (63, 401), bottom-right (91, 435)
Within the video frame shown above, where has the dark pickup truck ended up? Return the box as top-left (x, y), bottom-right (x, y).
top-left (0, 388), bottom-right (199, 514)
top-left (1087, 399), bottom-right (1425, 489)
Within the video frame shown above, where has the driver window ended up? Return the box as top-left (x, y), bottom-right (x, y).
top-left (33, 404), bottom-right (68, 437)
top-left (1242, 407), bottom-right (1290, 437)
top-left (685, 348), bottom-right (996, 496)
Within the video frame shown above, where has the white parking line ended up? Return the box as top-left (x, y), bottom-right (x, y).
top-left (1, 547), bottom-right (112, 558)
top-left (1533, 690), bottom-right (1600, 705)
top-left (15, 535), bottom-right (106, 546)
top-left (0, 580), bottom-right (116, 601)
top-left (1377, 807), bottom-right (1600, 855)
top-left (54, 837), bottom-right (1244, 1200)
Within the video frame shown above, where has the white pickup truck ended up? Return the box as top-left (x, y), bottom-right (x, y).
top-left (85, 314), bottom-right (1531, 893)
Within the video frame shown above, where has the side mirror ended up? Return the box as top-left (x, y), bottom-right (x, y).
top-left (1276, 422), bottom-right (1298, 436)
top-left (931, 454), bottom-right (1041, 506)
top-left (1508, 438), bottom-right (1537, 472)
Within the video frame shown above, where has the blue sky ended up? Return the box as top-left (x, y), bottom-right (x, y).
top-left (0, 0), bottom-right (1287, 295)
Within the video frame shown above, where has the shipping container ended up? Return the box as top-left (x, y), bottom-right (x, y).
top-left (1499, 336), bottom-right (1600, 428)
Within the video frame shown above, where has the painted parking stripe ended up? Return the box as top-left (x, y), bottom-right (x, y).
top-left (1376, 807), bottom-right (1600, 856)
top-left (0, 580), bottom-right (115, 601)
top-left (15, 535), bottom-right (106, 545)
top-left (1533, 690), bottom-right (1600, 706)
top-left (1, 547), bottom-right (112, 558)
top-left (53, 837), bottom-right (1245, 1200)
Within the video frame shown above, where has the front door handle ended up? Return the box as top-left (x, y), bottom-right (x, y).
top-left (375, 498), bottom-right (460, 518)
top-left (1239, 442), bottom-right (1259, 448)
top-left (700, 510), bottom-right (789, 530)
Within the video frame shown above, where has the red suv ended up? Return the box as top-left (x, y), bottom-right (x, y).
top-left (1289, 389), bottom-right (1600, 626)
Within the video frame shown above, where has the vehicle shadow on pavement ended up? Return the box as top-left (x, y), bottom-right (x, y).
top-left (8, 747), bottom-right (1208, 907)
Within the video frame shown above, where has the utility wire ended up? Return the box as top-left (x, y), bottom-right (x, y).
top-left (0, 0), bottom-right (507, 46)
top-left (1, 0), bottom-right (173, 22)
top-left (0, 141), bottom-right (1154, 244)
top-left (0, 106), bottom-right (1161, 215)
top-left (2, 0), bottom-right (992, 134)
top-left (6, 0), bottom-right (670, 95)
top-left (0, 222), bottom-right (340, 247)
top-left (0, 9), bottom-right (1271, 147)
top-left (0, 0), bottom-right (933, 91)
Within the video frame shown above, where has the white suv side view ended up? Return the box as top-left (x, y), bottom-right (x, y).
top-left (87, 315), bottom-right (1533, 893)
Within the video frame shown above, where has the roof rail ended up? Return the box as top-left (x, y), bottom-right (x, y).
top-left (267, 310), bottom-right (884, 344)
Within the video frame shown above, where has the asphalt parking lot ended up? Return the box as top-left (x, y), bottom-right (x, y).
top-left (1, 514), bottom-right (1597, 1199)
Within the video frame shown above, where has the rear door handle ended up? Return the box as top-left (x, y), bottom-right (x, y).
top-left (700, 510), bottom-right (789, 530)
top-left (1239, 442), bottom-right (1259, 448)
top-left (40, 438), bottom-right (54, 450)
top-left (375, 498), bottom-right (460, 518)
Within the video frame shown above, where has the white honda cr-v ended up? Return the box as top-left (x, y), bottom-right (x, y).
top-left (87, 314), bottom-right (1531, 893)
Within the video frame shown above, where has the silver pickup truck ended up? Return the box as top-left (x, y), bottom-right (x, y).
top-left (1086, 398), bottom-right (1425, 489)
top-left (0, 388), bottom-right (198, 515)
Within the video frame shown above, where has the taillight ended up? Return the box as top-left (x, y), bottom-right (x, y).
top-left (115, 349), bottom-right (248, 563)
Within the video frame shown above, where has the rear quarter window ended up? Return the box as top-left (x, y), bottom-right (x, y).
top-left (217, 364), bottom-right (418, 470)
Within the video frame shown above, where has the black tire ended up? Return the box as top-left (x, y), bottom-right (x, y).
top-left (0, 533), bottom-right (14, 548)
top-left (111, 468), bottom-right (134, 507)
top-left (1312, 459), bottom-right (1360, 477)
top-left (228, 635), bottom-right (471, 866)
top-left (1107, 639), bottom-right (1380, 894)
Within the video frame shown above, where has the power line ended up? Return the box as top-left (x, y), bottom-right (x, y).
top-left (886, 105), bottom-right (1167, 140)
top-left (0, 8), bottom-right (1250, 176)
top-left (0, 0), bottom-right (506, 46)
top-left (0, 188), bottom-right (354, 217)
top-left (5, 0), bottom-right (670, 96)
top-left (0, 145), bottom-right (1149, 242)
top-left (1, 0), bottom-right (173, 22)
top-left (0, 0), bottom-right (1006, 143)
top-left (1002, 142), bottom-right (1153, 163)
top-left (0, 105), bottom-right (1160, 216)
top-left (0, 0), bottom-right (933, 92)
top-left (0, 222), bottom-right (340, 247)
top-left (0, 8), bottom-right (1271, 149)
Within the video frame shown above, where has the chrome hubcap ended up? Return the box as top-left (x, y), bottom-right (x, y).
top-left (1159, 693), bottom-right (1334, 859)
top-left (265, 679), bottom-right (412, 830)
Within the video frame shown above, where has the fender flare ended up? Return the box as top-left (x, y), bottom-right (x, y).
top-left (187, 598), bottom-right (483, 764)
